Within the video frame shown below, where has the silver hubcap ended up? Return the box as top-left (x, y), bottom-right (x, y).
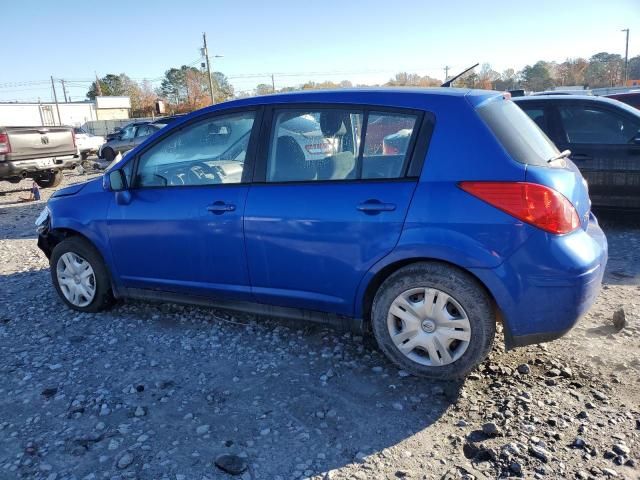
top-left (387, 287), bottom-right (471, 367)
top-left (56, 252), bottom-right (96, 307)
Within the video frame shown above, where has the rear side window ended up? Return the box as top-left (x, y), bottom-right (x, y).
top-left (266, 108), bottom-right (419, 182)
top-left (478, 99), bottom-right (559, 166)
top-left (362, 113), bottom-right (417, 179)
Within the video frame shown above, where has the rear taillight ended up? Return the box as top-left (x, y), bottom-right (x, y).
top-left (0, 133), bottom-right (11, 155)
top-left (459, 181), bottom-right (580, 234)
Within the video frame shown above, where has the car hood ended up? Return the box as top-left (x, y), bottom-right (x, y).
top-left (51, 177), bottom-right (102, 198)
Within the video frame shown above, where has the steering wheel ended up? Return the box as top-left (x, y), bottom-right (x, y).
top-left (186, 161), bottom-right (222, 185)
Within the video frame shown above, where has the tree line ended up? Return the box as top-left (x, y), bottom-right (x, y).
top-left (87, 67), bottom-right (234, 117)
top-left (88, 51), bottom-right (640, 117)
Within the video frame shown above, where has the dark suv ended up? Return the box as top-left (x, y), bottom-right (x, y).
top-left (513, 95), bottom-right (640, 209)
top-left (99, 121), bottom-right (165, 162)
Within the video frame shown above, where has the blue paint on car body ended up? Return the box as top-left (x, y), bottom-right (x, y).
top-left (39, 87), bottom-right (607, 351)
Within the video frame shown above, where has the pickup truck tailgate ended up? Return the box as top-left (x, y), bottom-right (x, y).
top-left (4, 127), bottom-right (76, 162)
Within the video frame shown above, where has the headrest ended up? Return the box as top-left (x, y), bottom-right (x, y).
top-left (320, 111), bottom-right (347, 137)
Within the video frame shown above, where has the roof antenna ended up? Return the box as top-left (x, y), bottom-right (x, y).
top-left (441, 63), bottom-right (479, 87)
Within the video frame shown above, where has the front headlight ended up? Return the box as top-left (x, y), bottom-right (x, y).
top-left (35, 206), bottom-right (50, 233)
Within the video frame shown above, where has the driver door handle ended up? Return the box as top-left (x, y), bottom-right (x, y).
top-left (207, 201), bottom-right (236, 214)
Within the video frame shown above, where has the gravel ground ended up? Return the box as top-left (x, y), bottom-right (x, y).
top-left (0, 170), bottom-right (638, 480)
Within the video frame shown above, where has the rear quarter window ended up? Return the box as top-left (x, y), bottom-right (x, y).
top-left (478, 99), bottom-right (559, 166)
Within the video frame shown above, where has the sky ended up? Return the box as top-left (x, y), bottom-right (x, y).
top-left (1, 0), bottom-right (639, 102)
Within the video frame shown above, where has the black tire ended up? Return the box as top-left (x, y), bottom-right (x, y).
top-left (50, 236), bottom-right (115, 313)
top-left (102, 147), bottom-right (115, 163)
top-left (370, 262), bottom-right (496, 379)
top-left (35, 170), bottom-right (63, 188)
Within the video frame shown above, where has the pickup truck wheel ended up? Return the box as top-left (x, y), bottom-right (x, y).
top-left (102, 148), bottom-right (115, 163)
top-left (371, 262), bottom-right (495, 379)
top-left (35, 170), bottom-right (63, 188)
top-left (50, 237), bottom-right (115, 313)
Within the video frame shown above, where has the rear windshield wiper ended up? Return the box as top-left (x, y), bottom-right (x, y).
top-left (547, 149), bottom-right (571, 163)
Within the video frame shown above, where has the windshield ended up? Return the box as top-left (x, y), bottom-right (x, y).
top-left (477, 98), bottom-right (559, 166)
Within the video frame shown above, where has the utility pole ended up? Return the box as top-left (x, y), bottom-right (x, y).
top-left (61, 79), bottom-right (69, 103)
top-left (622, 28), bottom-right (630, 86)
top-left (444, 66), bottom-right (450, 82)
top-left (271, 74), bottom-right (276, 93)
top-left (50, 76), bottom-right (61, 126)
top-left (95, 72), bottom-right (103, 96)
top-left (202, 32), bottom-right (215, 104)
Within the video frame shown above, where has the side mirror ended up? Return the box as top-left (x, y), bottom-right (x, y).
top-left (106, 169), bottom-right (127, 191)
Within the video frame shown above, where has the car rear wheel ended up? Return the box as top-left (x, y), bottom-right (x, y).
top-left (102, 147), bottom-right (115, 163)
top-left (50, 237), bottom-right (115, 313)
top-left (371, 262), bottom-right (495, 379)
top-left (35, 170), bottom-right (63, 188)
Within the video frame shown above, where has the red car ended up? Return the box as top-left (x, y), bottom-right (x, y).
top-left (605, 91), bottom-right (640, 109)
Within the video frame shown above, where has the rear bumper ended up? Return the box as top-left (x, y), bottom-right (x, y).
top-left (471, 214), bottom-right (608, 349)
top-left (0, 154), bottom-right (79, 179)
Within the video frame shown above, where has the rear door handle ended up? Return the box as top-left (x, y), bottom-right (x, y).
top-left (207, 201), bottom-right (236, 214)
top-left (357, 200), bottom-right (396, 214)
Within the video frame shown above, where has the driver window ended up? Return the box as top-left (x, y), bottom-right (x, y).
top-left (558, 105), bottom-right (640, 145)
top-left (120, 126), bottom-right (136, 140)
top-left (134, 111), bottom-right (256, 188)
top-left (135, 125), bottom-right (151, 137)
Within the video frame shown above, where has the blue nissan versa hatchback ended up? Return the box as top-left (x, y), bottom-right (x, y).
top-left (36, 88), bottom-right (607, 379)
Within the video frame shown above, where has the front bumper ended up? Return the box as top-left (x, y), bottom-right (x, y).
top-left (471, 214), bottom-right (608, 349)
top-left (0, 154), bottom-right (79, 178)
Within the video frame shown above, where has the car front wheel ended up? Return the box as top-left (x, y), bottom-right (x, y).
top-left (371, 262), bottom-right (495, 379)
top-left (101, 147), bottom-right (115, 163)
top-left (50, 237), bottom-right (115, 313)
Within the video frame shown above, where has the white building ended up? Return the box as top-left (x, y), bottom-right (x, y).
top-left (0, 96), bottom-right (131, 127)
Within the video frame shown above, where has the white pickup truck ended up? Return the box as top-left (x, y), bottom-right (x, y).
top-left (74, 127), bottom-right (105, 160)
top-left (0, 126), bottom-right (80, 188)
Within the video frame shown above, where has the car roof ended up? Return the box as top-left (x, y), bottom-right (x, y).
top-left (170, 88), bottom-right (502, 127)
top-left (513, 94), bottom-right (620, 105)
top-left (204, 87), bottom-right (499, 109)
top-left (606, 91), bottom-right (640, 98)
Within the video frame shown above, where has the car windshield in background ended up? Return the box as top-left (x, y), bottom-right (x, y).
top-left (477, 97), bottom-right (559, 166)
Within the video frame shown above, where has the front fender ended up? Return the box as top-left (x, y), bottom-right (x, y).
top-left (46, 184), bottom-right (117, 289)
